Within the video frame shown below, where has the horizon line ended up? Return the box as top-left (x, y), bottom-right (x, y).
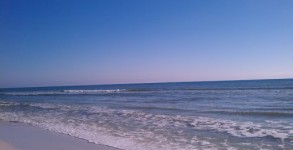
top-left (1, 77), bottom-right (292, 90)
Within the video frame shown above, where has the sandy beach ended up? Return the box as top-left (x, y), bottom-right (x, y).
top-left (0, 141), bottom-right (18, 150)
top-left (0, 121), bottom-right (121, 150)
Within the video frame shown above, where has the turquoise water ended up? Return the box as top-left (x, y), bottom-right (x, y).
top-left (0, 79), bottom-right (293, 150)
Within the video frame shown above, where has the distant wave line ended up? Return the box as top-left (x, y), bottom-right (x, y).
top-left (0, 86), bottom-right (292, 96)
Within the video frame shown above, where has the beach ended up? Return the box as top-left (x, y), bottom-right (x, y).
top-left (0, 141), bottom-right (17, 150)
top-left (1, 0), bottom-right (292, 149)
top-left (0, 121), bottom-right (121, 150)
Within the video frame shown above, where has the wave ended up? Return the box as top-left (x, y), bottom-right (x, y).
top-left (1, 103), bottom-right (292, 138)
top-left (63, 89), bottom-right (125, 94)
top-left (0, 101), bottom-right (19, 107)
top-left (181, 86), bottom-right (293, 91)
top-left (0, 89), bottom-right (126, 96)
top-left (0, 101), bottom-right (78, 110)
top-left (1, 85), bottom-right (292, 96)
top-left (0, 103), bottom-right (292, 150)
top-left (207, 110), bottom-right (293, 117)
top-left (122, 105), bottom-right (192, 112)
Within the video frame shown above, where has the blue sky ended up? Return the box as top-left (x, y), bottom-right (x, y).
top-left (0, 0), bottom-right (292, 88)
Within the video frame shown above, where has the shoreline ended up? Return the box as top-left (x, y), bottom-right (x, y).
top-left (0, 121), bottom-right (122, 150)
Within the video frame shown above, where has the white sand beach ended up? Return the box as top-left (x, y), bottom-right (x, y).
top-left (0, 121), bottom-right (121, 150)
top-left (0, 141), bottom-right (18, 150)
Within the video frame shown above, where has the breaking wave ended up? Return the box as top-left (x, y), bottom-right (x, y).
top-left (0, 102), bottom-right (292, 150)
top-left (0, 89), bottom-right (125, 95)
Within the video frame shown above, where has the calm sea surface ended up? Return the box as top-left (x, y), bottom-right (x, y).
top-left (0, 79), bottom-right (292, 150)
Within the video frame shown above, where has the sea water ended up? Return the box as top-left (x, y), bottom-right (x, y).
top-left (0, 79), bottom-right (292, 150)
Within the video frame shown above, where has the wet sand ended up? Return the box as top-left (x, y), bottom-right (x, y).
top-left (0, 121), bottom-right (122, 150)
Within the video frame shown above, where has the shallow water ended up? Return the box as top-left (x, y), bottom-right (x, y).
top-left (0, 79), bottom-right (293, 150)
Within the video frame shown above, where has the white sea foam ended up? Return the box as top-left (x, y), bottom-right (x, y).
top-left (0, 112), bottom-right (201, 150)
top-left (0, 101), bottom-right (19, 106)
top-left (0, 91), bottom-right (62, 95)
top-left (29, 103), bottom-right (63, 109)
top-left (63, 89), bottom-right (124, 94)
top-left (0, 89), bottom-right (125, 96)
top-left (0, 104), bottom-right (292, 150)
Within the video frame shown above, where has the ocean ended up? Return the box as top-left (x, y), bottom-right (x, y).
top-left (0, 79), bottom-right (292, 150)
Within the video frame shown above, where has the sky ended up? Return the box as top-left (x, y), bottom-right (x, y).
top-left (0, 0), bottom-right (292, 88)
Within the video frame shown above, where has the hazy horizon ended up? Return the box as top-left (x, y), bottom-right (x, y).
top-left (1, 0), bottom-right (292, 88)
top-left (1, 78), bottom-right (292, 89)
